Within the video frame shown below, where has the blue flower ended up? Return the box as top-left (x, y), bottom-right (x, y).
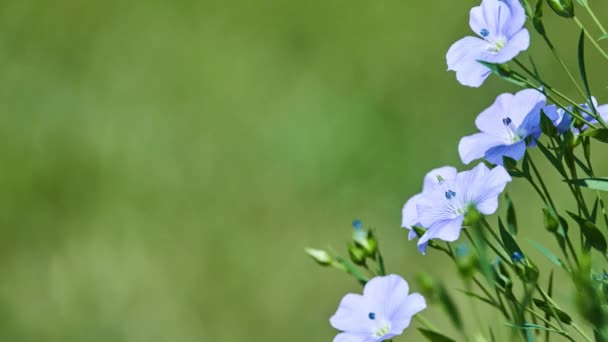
top-left (330, 274), bottom-right (426, 342)
top-left (402, 166), bottom-right (458, 254)
top-left (459, 89), bottom-right (546, 166)
top-left (414, 164), bottom-right (511, 252)
top-left (544, 97), bottom-right (608, 135)
top-left (447, 0), bottom-right (529, 87)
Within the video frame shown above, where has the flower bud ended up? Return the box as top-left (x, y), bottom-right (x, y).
top-left (352, 223), bottom-right (378, 257)
top-left (546, 0), bottom-right (574, 18)
top-left (348, 243), bottom-right (367, 266)
top-left (305, 248), bottom-right (333, 266)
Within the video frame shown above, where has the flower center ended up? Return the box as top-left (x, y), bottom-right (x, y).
top-left (445, 190), bottom-right (456, 200)
top-left (372, 321), bottom-right (392, 338)
top-left (502, 116), bottom-right (521, 142)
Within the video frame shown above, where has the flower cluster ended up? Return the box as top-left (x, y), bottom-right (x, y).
top-left (319, 0), bottom-right (608, 340)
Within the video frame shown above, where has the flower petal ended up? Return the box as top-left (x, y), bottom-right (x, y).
top-left (484, 140), bottom-right (526, 165)
top-left (469, 0), bottom-right (511, 39)
top-left (493, 29), bottom-right (530, 64)
top-left (459, 132), bottom-right (504, 164)
top-left (423, 166), bottom-right (458, 191)
top-left (330, 294), bottom-right (371, 333)
top-left (509, 89), bottom-right (546, 130)
top-left (363, 275), bottom-right (410, 319)
top-left (475, 92), bottom-right (516, 133)
top-left (418, 216), bottom-right (465, 247)
top-left (390, 293), bottom-right (427, 333)
top-left (333, 332), bottom-right (373, 342)
top-left (500, 0), bottom-right (526, 37)
top-left (474, 165), bottom-right (512, 214)
top-left (447, 36), bottom-right (493, 87)
top-left (402, 193), bottom-right (423, 229)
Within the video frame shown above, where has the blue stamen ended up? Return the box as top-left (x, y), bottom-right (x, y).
top-left (368, 312), bottom-right (376, 320)
top-left (511, 251), bottom-right (525, 263)
top-left (445, 190), bottom-right (456, 200)
top-left (502, 117), bottom-right (512, 126)
top-left (480, 28), bottom-right (489, 37)
top-left (352, 219), bottom-right (362, 229)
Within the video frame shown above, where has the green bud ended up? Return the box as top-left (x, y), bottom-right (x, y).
top-left (348, 243), bottom-right (367, 266)
top-left (546, 0), bottom-right (574, 18)
top-left (352, 228), bottom-right (377, 257)
top-left (305, 248), bottom-right (333, 266)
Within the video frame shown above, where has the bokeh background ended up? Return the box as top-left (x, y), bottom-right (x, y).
top-left (1, 0), bottom-right (608, 341)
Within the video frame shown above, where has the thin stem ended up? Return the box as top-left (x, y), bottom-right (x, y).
top-left (572, 323), bottom-right (593, 342)
top-left (584, 5), bottom-right (607, 35)
top-left (539, 36), bottom-right (586, 99)
top-left (415, 314), bottom-right (438, 331)
top-left (574, 16), bottom-right (608, 61)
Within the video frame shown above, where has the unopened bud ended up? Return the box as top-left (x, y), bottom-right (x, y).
top-left (348, 243), bottom-right (367, 266)
top-left (305, 248), bottom-right (333, 266)
top-left (547, 0), bottom-right (574, 18)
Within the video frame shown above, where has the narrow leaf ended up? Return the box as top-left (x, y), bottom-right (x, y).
top-left (499, 218), bottom-right (523, 260)
top-left (533, 298), bottom-right (573, 324)
top-left (438, 283), bottom-right (463, 330)
top-left (568, 177), bottom-right (608, 191)
top-left (418, 329), bottom-right (456, 342)
top-left (528, 240), bottom-right (565, 269)
top-left (505, 193), bottom-right (518, 235)
top-left (567, 211), bottom-right (607, 254)
top-left (581, 128), bottom-right (608, 143)
top-left (600, 33), bottom-right (608, 41)
top-left (578, 29), bottom-right (597, 115)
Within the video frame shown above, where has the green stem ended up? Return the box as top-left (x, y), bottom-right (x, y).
top-left (539, 36), bottom-right (586, 99)
top-left (584, 5), bottom-right (607, 36)
top-left (572, 323), bottom-right (593, 342)
top-left (415, 314), bottom-right (438, 331)
top-left (574, 16), bottom-right (608, 61)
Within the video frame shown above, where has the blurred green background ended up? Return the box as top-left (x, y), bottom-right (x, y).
top-left (1, 0), bottom-right (608, 341)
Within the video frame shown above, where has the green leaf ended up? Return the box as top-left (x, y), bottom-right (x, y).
top-left (541, 110), bottom-right (558, 137)
top-left (568, 177), bottom-right (608, 191)
top-left (600, 33), bottom-right (608, 41)
top-left (476, 61), bottom-right (529, 87)
top-left (418, 329), bottom-right (456, 342)
top-left (505, 193), bottom-right (518, 235)
top-left (533, 298), bottom-right (573, 324)
top-left (576, 0), bottom-right (588, 6)
top-left (527, 240), bottom-right (566, 269)
top-left (505, 323), bottom-right (564, 334)
top-left (499, 218), bottom-right (522, 260)
top-left (567, 211), bottom-right (607, 254)
top-left (581, 128), bottom-right (608, 143)
top-left (457, 289), bottom-right (497, 308)
top-left (533, 0), bottom-right (546, 35)
top-left (438, 283), bottom-right (463, 330)
top-left (578, 29), bottom-right (598, 117)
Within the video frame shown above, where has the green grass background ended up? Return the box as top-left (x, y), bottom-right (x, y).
top-left (0, 1), bottom-right (607, 341)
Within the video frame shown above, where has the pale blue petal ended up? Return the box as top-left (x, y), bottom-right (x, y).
top-left (330, 294), bottom-right (371, 333)
top-left (474, 165), bottom-right (511, 214)
top-left (500, 0), bottom-right (526, 37)
top-left (492, 29), bottom-right (530, 64)
top-left (475, 93), bottom-right (513, 135)
top-left (469, 0), bottom-right (511, 39)
top-left (459, 133), bottom-right (504, 164)
top-left (402, 194), bottom-right (422, 229)
top-left (447, 37), bottom-right (493, 87)
top-left (363, 275), bottom-right (410, 312)
top-left (509, 89), bottom-right (546, 129)
top-left (418, 216), bottom-right (465, 247)
top-left (333, 332), bottom-right (373, 342)
top-left (484, 140), bottom-right (526, 165)
top-left (390, 293), bottom-right (426, 333)
top-left (422, 166), bottom-right (458, 191)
